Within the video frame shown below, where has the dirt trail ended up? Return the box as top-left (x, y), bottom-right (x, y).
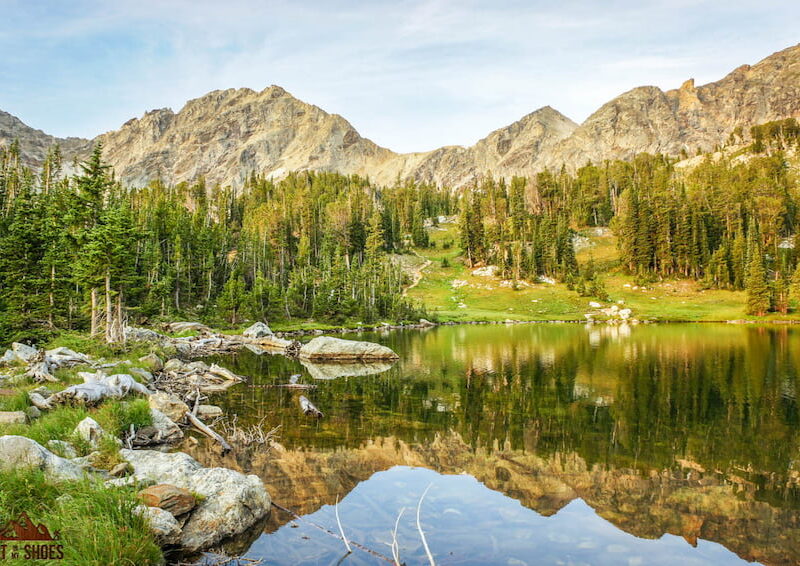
top-left (403, 250), bottom-right (432, 296)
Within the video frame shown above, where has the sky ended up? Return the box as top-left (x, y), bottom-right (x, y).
top-left (0, 0), bottom-right (798, 153)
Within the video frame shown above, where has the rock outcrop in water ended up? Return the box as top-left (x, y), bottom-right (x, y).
top-left (3, 44), bottom-right (799, 188)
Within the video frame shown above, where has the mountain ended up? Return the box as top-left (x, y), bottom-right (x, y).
top-left (537, 44), bottom-right (800, 170)
top-left (1, 43), bottom-right (799, 188)
top-left (0, 110), bottom-right (87, 168)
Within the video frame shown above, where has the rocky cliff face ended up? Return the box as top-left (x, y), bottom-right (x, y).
top-left (2, 44), bottom-right (799, 188)
top-left (537, 44), bottom-right (800, 170)
top-left (0, 110), bottom-right (87, 168)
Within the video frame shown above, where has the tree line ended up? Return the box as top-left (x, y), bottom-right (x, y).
top-left (0, 142), bottom-right (452, 343)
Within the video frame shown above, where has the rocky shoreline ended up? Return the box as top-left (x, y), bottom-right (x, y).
top-left (0, 323), bottom-right (401, 562)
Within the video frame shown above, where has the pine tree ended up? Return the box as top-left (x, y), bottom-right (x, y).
top-left (745, 223), bottom-right (771, 316)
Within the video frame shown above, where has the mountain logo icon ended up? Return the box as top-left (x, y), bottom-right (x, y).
top-left (0, 512), bottom-right (59, 541)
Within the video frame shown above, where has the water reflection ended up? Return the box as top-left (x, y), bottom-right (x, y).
top-left (253, 466), bottom-right (759, 566)
top-left (192, 324), bottom-right (800, 565)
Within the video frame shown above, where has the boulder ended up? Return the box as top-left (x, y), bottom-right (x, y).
top-left (125, 327), bottom-right (167, 343)
top-left (167, 322), bottom-right (211, 334)
top-left (74, 417), bottom-right (117, 449)
top-left (139, 484), bottom-right (196, 517)
top-left (0, 411), bottom-right (26, 424)
top-left (243, 322), bottom-right (274, 338)
top-left (471, 265), bottom-right (499, 277)
top-left (298, 336), bottom-right (399, 361)
top-left (589, 301), bottom-right (602, 308)
top-left (138, 354), bottom-right (164, 372)
top-left (120, 449), bottom-right (271, 552)
top-left (419, 318), bottom-right (436, 327)
top-left (132, 408), bottom-right (183, 447)
top-left (134, 505), bottom-right (182, 546)
top-left (24, 406), bottom-right (41, 420)
top-left (0, 435), bottom-right (84, 480)
top-left (46, 440), bottom-right (77, 459)
top-left (148, 392), bottom-right (189, 423)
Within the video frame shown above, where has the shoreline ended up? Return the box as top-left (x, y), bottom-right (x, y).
top-left (270, 317), bottom-right (800, 338)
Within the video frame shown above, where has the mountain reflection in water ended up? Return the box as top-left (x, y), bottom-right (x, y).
top-left (190, 323), bottom-right (800, 565)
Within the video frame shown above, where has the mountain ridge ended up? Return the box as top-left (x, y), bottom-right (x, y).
top-left (1, 43), bottom-right (799, 188)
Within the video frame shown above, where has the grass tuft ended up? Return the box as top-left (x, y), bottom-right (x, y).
top-left (0, 468), bottom-right (162, 566)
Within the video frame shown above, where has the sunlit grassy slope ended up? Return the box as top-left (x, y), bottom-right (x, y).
top-left (405, 223), bottom-right (800, 322)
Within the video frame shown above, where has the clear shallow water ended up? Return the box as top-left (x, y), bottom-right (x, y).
top-left (190, 323), bottom-right (800, 565)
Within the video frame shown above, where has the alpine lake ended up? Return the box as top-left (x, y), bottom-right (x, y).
top-left (186, 323), bottom-right (800, 566)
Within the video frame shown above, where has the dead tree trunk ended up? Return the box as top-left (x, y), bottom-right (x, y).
top-left (105, 269), bottom-right (113, 343)
top-left (90, 287), bottom-right (100, 337)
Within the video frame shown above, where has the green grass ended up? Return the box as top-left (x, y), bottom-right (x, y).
top-left (0, 468), bottom-right (162, 566)
top-left (0, 398), bottom-right (152, 467)
top-left (0, 390), bottom-right (31, 412)
top-left (404, 223), bottom-right (800, 323)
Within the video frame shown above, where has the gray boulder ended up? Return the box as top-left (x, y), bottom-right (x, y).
top-left (298, 336), bottom-right (399, 361)
top-left (0, 435), bottom-right (84, 480)
top-left (120, 449), bottom-right (271, 552)
top-left (74, 417), bottom-right (120, 449)
top-left (46, 440), bottom-right (78, 459)
top-left (243, 322), bottom-right (273, 338)
top-left (134, 504), bottom-right (182, 546)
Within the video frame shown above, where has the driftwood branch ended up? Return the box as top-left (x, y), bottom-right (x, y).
top-left (416, 484), bottom-right (435, 566)
top-left (186, 411), bottom-right (232, 455)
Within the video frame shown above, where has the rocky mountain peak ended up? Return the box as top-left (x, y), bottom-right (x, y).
top-left (1, 43), bottom-right (799, 188)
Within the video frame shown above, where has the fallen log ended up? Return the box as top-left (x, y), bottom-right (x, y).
top-left (299, 395), bottom-right (324, 418)
top-left (47, 373), bottom-right (152, 406)
top-left (186, 410), bottom-right (232, 455)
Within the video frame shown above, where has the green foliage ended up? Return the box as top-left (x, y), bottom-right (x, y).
top-left (94, 398), bottom-right (153, 437)
top-left (0, 468), bottom-right (162, 566)
top-left (0, 390), bottom-right (31, 412)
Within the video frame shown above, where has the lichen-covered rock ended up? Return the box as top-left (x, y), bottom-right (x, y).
top-left (0, 435), bottom-right (84, 480)
top-left (298, 336), bottom-right (399, 361)
top-left (120, 449), bottom-right (271, 552)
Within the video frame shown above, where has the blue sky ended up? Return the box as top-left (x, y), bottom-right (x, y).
top-left (1, 0), bottom-right (798, 152)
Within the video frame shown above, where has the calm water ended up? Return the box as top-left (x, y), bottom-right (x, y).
top-left (190, 323), bottom-right (800, 566)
